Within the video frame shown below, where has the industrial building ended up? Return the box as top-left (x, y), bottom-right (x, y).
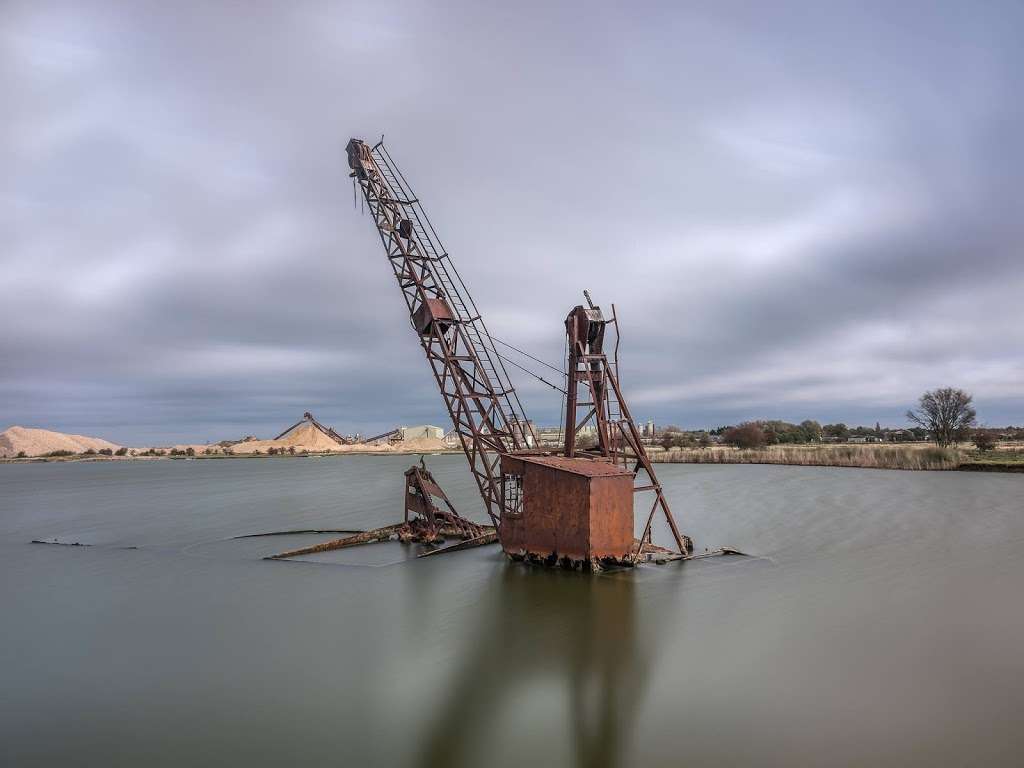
top-left (399, 425), bottom-right (445, 441)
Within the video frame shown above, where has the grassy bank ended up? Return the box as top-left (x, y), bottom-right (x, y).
top-left (653, 443), bottom-right (963, 470)
top-left (959, 448), bottom-right (1024, 472)
top-left (652, 443), bottom-right (1024, 471)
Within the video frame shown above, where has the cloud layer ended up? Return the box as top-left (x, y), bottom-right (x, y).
top-left (2, 0), bottom-right (1022, 443)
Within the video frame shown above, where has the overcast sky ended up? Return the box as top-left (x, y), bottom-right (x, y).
top-left (2, 0), bottom-right (1022, 444)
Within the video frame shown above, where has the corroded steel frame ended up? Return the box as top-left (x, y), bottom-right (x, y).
top-left (404, 463), bottom-right (483, 541)
top-left (563, 299), bottom-right (692, 558)
top-left (347, 139), bottom-right (532, 527)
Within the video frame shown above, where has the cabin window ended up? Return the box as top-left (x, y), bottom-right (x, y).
top-left (502, 473), bottom-right (523, 519)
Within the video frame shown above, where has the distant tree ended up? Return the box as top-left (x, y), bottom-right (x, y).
top-left (83, 448), bottom-right (97, 455)
top-left (697, 432), bottom-right (712, 449)
top-left (186, 447), bottom-right (195, 456)
top-left (973, 429), bottom-right (996, 452)
top-left (660, 432), bottom-right (692, 450)
top-left (823, 423), bottom-right (849, 440)
top-left (874, 421), bottom-right (882, 436)
top-left (799, 420), bottom-right (822, 442)
top-left (16, 451), bottom-right (27, 458)
top-left (115, 447), bottom-right (128, 456)
top-left (99, 448), bottom-right (113, 456)
top-left (288, 446), bottom-right (296, 455)
top-left (907, 388), bottom-right (976, 447)
top-left (723, 423), bottom-right (767, 450)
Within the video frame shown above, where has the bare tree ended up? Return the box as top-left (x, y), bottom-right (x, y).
top-left (906, 388), bottom-right (976, 447)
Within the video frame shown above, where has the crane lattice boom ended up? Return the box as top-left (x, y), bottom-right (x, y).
top-left (346, 138), bottom-right (533, 526)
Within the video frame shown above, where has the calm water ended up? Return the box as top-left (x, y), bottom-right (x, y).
top-left (2, 455), bottom-right (1023, 766)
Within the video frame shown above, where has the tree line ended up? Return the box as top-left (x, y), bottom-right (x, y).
top-left (659, 388), bottom-right (1016, 451)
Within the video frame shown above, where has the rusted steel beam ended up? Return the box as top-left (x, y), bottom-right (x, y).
top-left (404, 462), bottom-right (485, 542)
top-left (264, 522), bottom-right (497, 562)
top-left (416, 529), bottom-right (498, 558)
top-left (266, 459), bottom-right (490, 561)
top-left (264, 524), bottom-right (404, 560)
top-left (561, 297), bottom-right (693, 560)
top-left (642, 547), bottom-right (748, 564)
top-left (348, 138), bottom-right (534, 528)
top-left (233, 529), bottom-right (364, 539)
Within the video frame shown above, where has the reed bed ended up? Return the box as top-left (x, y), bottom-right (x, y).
top-left (653, 444), bottom-right (962, 470)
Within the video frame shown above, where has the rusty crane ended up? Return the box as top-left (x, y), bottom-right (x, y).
top-left (341, 137), bottom-right (696, 570)
top-left (269, 138), bottom-right (697, 569)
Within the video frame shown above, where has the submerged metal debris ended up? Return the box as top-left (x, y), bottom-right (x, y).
top-left (265, 460), bottom-right (495, 562)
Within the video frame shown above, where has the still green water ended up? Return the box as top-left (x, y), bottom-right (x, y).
top-left (1, 455), bottom-right (1023, 766)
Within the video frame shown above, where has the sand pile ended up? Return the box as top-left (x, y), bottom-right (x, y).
top-left (321, 441), bottom-right (391, 454)
top-left (208, 432), bottom-right (449, 456)
top-left (397, 436), bottom-right (449, 452)
top-left (226, 437), bottom-right (387, 454)
top-left (0, 426), bottom-right (121, 458)
top-left (216, 419), bottom-right (450, 455)
top-left (275, 421), bottom-right (343, 451)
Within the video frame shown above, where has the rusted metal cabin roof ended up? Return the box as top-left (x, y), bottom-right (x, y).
top-left (514, 455), bottom-right (633, 477)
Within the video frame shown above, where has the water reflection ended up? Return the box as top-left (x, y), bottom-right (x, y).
top-left (410, 563), bottom-right (655, 768)
top-left (8, 461), bottom-right (1023, 765)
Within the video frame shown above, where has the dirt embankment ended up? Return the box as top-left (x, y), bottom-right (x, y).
top-left (2, 421), bottom-right (454, 461)
top-left (0, 426), bottom-right (121, 458)
top-left (166, 422), bottom-right (451, 456)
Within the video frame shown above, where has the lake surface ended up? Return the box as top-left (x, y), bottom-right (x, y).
top-left (2, 455), bottom-right (1023, 766)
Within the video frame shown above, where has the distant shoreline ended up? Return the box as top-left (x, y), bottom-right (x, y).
top-left (0, 423), bottom-right (455, 463)
top-left (650, 443), bottom-right (1024, 473)
top-left (4, 445), bottom-right (1023, 473)
top-left (0, 449), bottom-right (464, 464)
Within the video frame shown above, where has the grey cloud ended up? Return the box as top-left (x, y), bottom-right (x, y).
top-left (1, 0), bottom-right (1021, 444)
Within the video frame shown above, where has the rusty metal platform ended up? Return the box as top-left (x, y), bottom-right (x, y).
top-left (499, 454), bottom-right (636, 570)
